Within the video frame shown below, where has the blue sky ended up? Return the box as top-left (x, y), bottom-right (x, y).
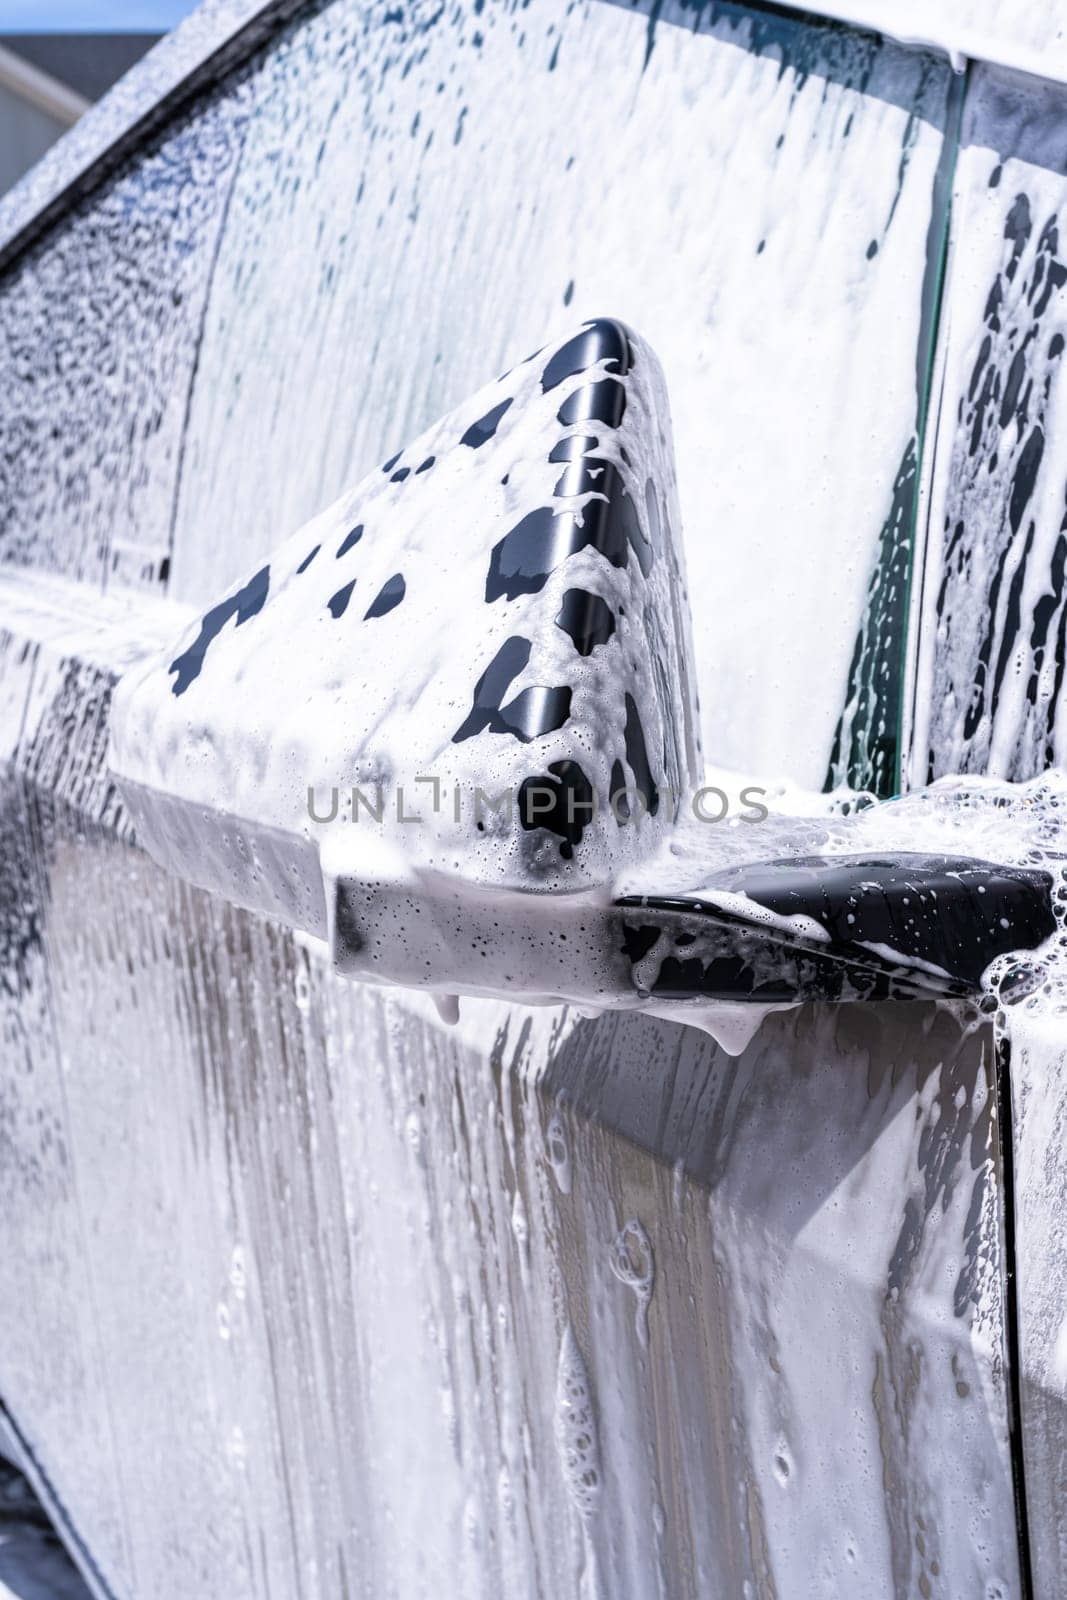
top-left (0, 1), bottom-right (198, 26)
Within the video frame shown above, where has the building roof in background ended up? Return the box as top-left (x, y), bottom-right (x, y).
top-left (0, 33), bottom-right (161, 104)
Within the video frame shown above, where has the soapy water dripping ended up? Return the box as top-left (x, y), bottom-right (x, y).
top-left (555, 1324), bottom-right (602, 1521)
top-left (554, 1324), bottom-right (603, 1598)
top-left (609, 1219), bottom-right (655, 1348)
top-left (546, 1111), bottom-right (572, 1195)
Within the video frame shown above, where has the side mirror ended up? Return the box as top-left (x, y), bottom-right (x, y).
top-left (109, 321), bottom-right (1056, 1032)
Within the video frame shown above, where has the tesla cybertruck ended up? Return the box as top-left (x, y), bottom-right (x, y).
top-left (2, 3), bottom-right (1067, 1599)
